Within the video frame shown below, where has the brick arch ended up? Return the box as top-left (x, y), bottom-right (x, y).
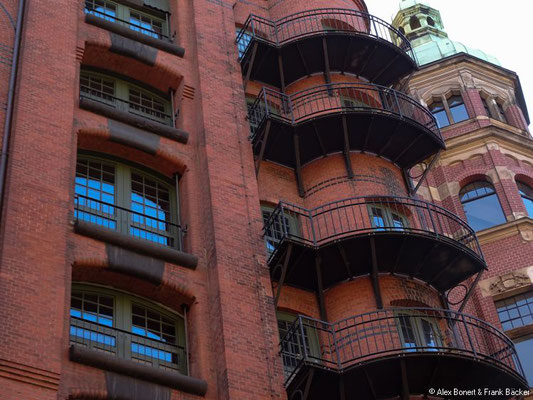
top-left (81, 40), bottom-right (183, 93)
top-left (77, 131), bottom-right (187, 177)
top-left (514, 173), bottom-right (533, 189)
top-left (71, 262), bottom-right (196, 309)
top-left (456, 171), bottom-right (496, 192)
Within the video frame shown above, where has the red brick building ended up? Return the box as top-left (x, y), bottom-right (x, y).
top-left (0, 0), bottom-right (531, 398)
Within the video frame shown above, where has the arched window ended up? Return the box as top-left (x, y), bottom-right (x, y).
top-left (496, 102), bottom-right (508, 124)
top-left (74, 154), bottom-right (181, 248)
top-left (70, 284), bottom-right (187, 373)
top-left (409, 16), bottom-right (421, 30)
top-left (426, 16), bottom-right (435, 27)
top-left (517, 181), bottom-right (533, 217)
top-left (459, 181), bottom-right (506, 231)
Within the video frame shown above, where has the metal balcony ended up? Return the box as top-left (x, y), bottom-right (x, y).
top-left (264, 196), bottom-right (485, 293)
top-left (281, 309), bottom-right (527, 400)
top-left (237, 9), bottom-right (417, 88)
top-left (249, 84), bottom-right (444, 185)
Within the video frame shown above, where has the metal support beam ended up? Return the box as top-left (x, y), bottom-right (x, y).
top-left (363, 369), bottom-right (377, 400)
top-left (372, 54), bottom-right (400, 83)
top-left (457, 271), bottom-right (484, 314)
top-left (339, 376), bottom-right (346, 400)
top-left (392, 133), bottom-right (424, 163)
top-left (243, 42), bottom-right (258, 91)
top-left (361, 115), bottom-right (375, 153)
top-left (359, 44), bottom-right (378, 78)
top-left (302, 368), bottom-right (315, 400)
top-left (322, 37), bottom-right (332, 87)
top-left (312, 122), bottom-right (328, 158)
top-left (274, 244), bottom-right (293, 308)
top-left (429, 253), bottom-right (463, 286)
top-left (412, 243), bottom-right (438, 278)
top-left (337, 244), bottom-right (354, 280)
top-left (370, 238), bottom-right (383, 309)
top-left (315, 256), bottom-right (328, 321)
top-left (255, 120), bottom-right (271, 176)
top-left (400, 359), bottom-right (410, 400)
top-left (278, 53), bottom-right (286, 92)
top-left (294, 133), bottom-right (305, 198)
top-left (342, 115), bottom-right (354, 179)
top-left (409, 150), bottom-right (442, 196)
top-left (341, 36), bottom-right (353, 74)
top-left (296, 42), bottom-right (311, 77)
top-left (376, 121), bottom-right (400, 157)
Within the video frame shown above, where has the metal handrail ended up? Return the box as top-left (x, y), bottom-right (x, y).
top-left (280, 308), bottom-right (526, 386)
top-left (70, 316), bottom-right (187, 374)
top-left (263, 196), bottom-right (483, 262)
top-left (74, 194), bottom-right (184, 250)
top-left (84, 6), bottom-right (173, 42)
top-left (236, 8), bottom-right (415, 62)
top-left (248, 83), bottom-right (441, 144)
top-left (80, 88), bottom-right (174, 127)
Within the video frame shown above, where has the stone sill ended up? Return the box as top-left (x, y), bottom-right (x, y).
top-left (74, 220), bottom-right (198, 269)
top-left (476, 217), bottom-right (533, 245)
top-left (85, 13), bottom-right (185, 57)
top-left (79, 97), bottom-right (189, 144)
top-left (70, 345), bottom-right (207, 396)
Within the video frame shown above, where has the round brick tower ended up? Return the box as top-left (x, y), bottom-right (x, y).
top-left (235, 0), bottom-right (529, 398)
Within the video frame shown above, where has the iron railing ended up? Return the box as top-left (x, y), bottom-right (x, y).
top-left (236, 8), bottom-right (415, 61)
top-left (80, 88), bottom-right (174, 127)
top-left (248, 83), bottom-right (441, 143)
top-left (281, 308), bottom-right (526, 386)
top-left (70, 317), bottom-right (187, 374)
top-left (263, 196), bottom-right (482, 263)
top-left (74, 194), bottom-right (184, 250)
top-left (84, 6), bottom-right (173, 42)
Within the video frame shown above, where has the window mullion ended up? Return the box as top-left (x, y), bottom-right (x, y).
top-left (117, 164), bottom-right (131, 236)
top-left (442, 94), bottom-right (454, 124)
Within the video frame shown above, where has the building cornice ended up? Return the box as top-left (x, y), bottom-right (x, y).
top-left (477, 217), bottom-right (533, 246)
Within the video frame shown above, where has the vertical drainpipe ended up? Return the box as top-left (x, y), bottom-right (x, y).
top-left (0, 0), bottom-right (27, 225)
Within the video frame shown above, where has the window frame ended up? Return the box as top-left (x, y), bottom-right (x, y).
top-left (367, 204), bottom-right (408, 231)
top-left (261, 204), bottom-right (300, 255)
top-left (84, 0), bottom-right (170, 40)
top-left (395, 311), bottom-right (442, 351)
top-left (518, 181), bottom-right (533, 217)
top-left (80, 68), bottom-right (173, 125)
top-left (70, 283), bottom-right (187, 373)
top-left (75, 153), bottom-right (181, 248)
top-left (277, 312), bottom-right (321, 376)
top-left (428, 92), bottom-right (470, 128)
top-left (459, 180), bottom-right (506, 232)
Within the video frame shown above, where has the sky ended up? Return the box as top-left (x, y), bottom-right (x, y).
top-left (367, 0), bottom-right (533, 127)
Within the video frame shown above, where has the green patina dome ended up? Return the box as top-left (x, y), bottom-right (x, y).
top-left (392, 0), bottom-right (501, 66)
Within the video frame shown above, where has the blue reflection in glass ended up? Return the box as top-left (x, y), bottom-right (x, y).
top-left (462, 194), bottom-right (506, 231)
top-left (515, 336), bottom-right (533, 386)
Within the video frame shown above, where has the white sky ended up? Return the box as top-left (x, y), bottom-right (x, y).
top-left (367, 0), bottom-right (533, 127)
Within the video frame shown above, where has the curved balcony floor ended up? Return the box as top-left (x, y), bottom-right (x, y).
top-left (250, 84), bottom-right (444, 171)
top-left (283, 311), bottom-right (527, 400)
top-left (266, 197), bottom-right (485, 293)
top-left (238, 10), bottom-right (417, 87)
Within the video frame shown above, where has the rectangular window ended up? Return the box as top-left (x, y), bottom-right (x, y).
top-left (495, 291), bottom-right (533, 331)
top-left (84, 0), bottom-right (169, 40)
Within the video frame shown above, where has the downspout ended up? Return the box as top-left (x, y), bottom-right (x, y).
top-left (0, 0), bottom-right (27, 223)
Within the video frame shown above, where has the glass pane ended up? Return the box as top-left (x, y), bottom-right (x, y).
top-left (430, 102), bottom-right (449, 128)
top-left (515, 336), bottom-right (533, 386)
top-left (397, 315), bottom-right (417, 350)
top-left (462, 194), bottom-right (506, 231)
top-left (236, 29), bottom-right (252, 58)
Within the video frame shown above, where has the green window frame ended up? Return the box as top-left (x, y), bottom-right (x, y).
top-left (277, 312), bottom-right (320, 377)
top-left (80, 69), bottom-right (173, 125)
top-left (368, 204), bottom-right (408, 231)
top-left (74, 154), bottom-right (181, 249)
top-left (70, 284), bottom-right (187, 374)
top-left (84, 0), bottom-right (169, 40)
top-left (261, 204), bottom-right (300, 255)
top-left (396, 312), bottom-right (442, 351)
